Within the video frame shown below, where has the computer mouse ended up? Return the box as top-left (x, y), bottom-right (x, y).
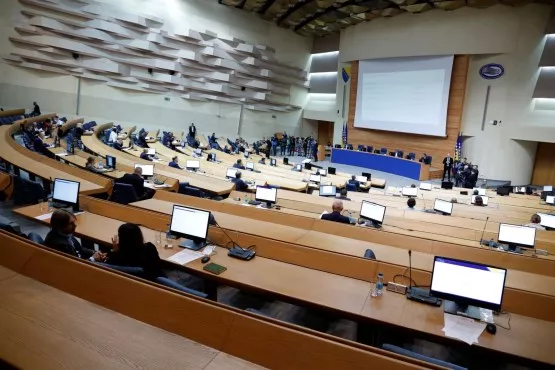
top-left (201, 256), bottom-right (210, 264)
top-left (486, 323), bottom-right (496, 335)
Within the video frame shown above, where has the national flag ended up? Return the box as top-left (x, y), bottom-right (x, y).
top-left (342, 122), bottom-right (348, 147)
top-left (454, 133), bottom-right (463, 161)
top-left (342, 66), bottom-right (350, 83)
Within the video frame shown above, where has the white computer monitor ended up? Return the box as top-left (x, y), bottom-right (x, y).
top-left (359, 201), bottom-right (386, 225)
top-left (186, 160), bottom-right (200, 169)
top-left (473, 188), bottom-right (486, 196)
top-left (255, 186), bottom-right (277, 205)
top-left (194, 148), bottom-right (202, 155)
top-left (498, 224), bottom-right (536, 249)
top-left (402, 187), bottom-right (418, 197)
top-left (134, 164), bottom-right (154, 177)
top-left (430, 256), bottom-right (507, 314)
top-left (537, 213), bottom-right (555, 229)
top-left (170, 205), bottom-right (211, 250)
top-left (546, 195), bottom-right (555, 205)
top-left (514, 186), bottom-right (526, 194)
top-left (244, 152), bottom-right (250, 158)
top-left (419, 182), bottom-right (432, 191)
top-left (295, 164), bottom-right (302, 171)
top-left (147, 148), bottom-right (156, 155)
top-left (52, 178), bottom-right (80, 206)
top-left (317, 168), bottom-right (327, 176)
top-left (355, 175), bottom-right (367, 183)
top-left (270, 159), bottom-right (277, 166)
top-left (434, 199), bottom-right (453, 215)
top-left (471, 195), bottom-right (489, 206)
top-left (544, 185), bottom-right (553, 192)
top-left (208, 153), bottom-right (216, 162)
top-left (319, 185), bottom-right (336, 197)
top-left (226, 168), bottom-right (238, 179)
top-left (310, 174), bottom-right (321, 183)
top-left (106, 155), bottom-right (116, 169)
top-left (246, 162), bottom-right (254, 170)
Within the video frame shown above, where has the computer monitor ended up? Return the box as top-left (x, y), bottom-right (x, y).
top-left (246, 161), bottom-right (254, 171)
top-left (498, 224), bottom-right (536, 253)
top-left (294, 164), bottom-right (302, 171)
top-left (430, 256), bottom-right (507, 320)
top-left (147, 148), bottom-right (155, 155)
top-left (244, 151), bottom-right (249, 158)
top-left (304, 162), bottom-right (312, 170)
top-left (402, 187), bottom-right (418, 197)
top-left (355, 175), bottom-right (367, 183)
top-left (134, 164), bottom-right (154, 178)
top-left (208, 153), bottom-right (216, 162)
top-left (317, 168), bottom-right (327, 176)
top-left (283, 157), bottom-right (289, 165)
top-left (361, 172), bottom-right (371, 180)
top-left (441, 181), bottom-right (453, 190)
top-left (52, 178), bottom-right (80, 211)
top-left (226, 168), bottom-right (237, 179)
top-left (194, 148), bottom-right (202, 155)
top-left (433, 199), bottom-right (453, 215)
top-left (186, 160), bottom-right (200, 170)
top-left (537, 213), bottom-right (555, 230)
top-left (359, 200), bottom-right (386, 226)
top-left (270, 158), bottom-right (277, 166)
top-left (514, 186), bottom-right (526, 194)
top-left (420, 182), bottom-right (432, 191)
top-left (106, 155), bottom-right (116, 169)
top-left (544, 185), bottom-right (553, 192)
top-left (546, 195), bottom-right (555, 205)
top-left (473, 188), bottom-right (486, 196)
top-left (309, 174), bottom-right (321, 184)
top-left (319, 185), bottom-right (336, 197)
top-left (471, 195), bottom-right (489, 206)
top-left (255, 186), bottom-right (277, 208)
top-left (169, 205), bottom-right (211, 251)
top-left (328, 167), bottom-right (336, 175)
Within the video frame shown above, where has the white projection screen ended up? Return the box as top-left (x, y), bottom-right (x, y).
top-left (354, 55), bottom-right (454, 137)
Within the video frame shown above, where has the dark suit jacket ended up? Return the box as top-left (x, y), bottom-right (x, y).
top-left (231, 178), bottom-right (248, 192)
top-left (168, 161), bottom-right (182, 169)
top-left (443, 157), bottom-right (453, 168)
top-left (233, 163), bottom-right (245, 170)
top-left (44, 230), bottom-right (95, 259)
top-left (321, 211), bottom-right (351, 224)
top-left (140, 152), bottom-right (153, 161)
top-left (107, 242), bottom-right (165, 280)
top-left (348, 179), bottom-right (360, 189)
top-left (113, 142), bottom-right (123, 151)
top-left (138, 136), bottom-right (147, 148)
top-left (119, 173), bottom-right (145, 197)
top-left (189, 126), bottom-right (196, 137)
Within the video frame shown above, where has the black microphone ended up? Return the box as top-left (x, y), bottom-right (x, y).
top-left (407, 249), bottom-right (412, 296)
top-left (420, 192), bottom-right (425, 210)
top-left (479, 216), bottom-right (489, 246)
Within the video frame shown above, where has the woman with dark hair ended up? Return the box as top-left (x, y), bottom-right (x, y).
top-left (107, 223), bottom-right (165, 280)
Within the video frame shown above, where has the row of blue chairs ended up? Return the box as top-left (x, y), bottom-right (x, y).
top-left (82, 121), bottom-right (97, 131)
top-left (0, 115), bottom-right (23, 125)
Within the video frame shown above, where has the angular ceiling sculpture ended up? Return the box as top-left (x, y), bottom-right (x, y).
top-left (4, 0), bottom-right (308, 112)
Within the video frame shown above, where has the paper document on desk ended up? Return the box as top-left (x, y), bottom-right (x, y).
top-left (35, 212), bottom-right (53, 221)
top-left (442, 314), bottom-right (486, 345)
top-left (166, 249), bottom-right (203, 265)
top-left (56, 153), bottom-right (68, 157)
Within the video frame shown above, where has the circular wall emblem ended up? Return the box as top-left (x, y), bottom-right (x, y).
top-left (479, 64), bottom-right (504, 80)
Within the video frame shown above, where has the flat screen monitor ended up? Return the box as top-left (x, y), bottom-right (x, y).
top-left (362, 172), bottom-right (371, 180)
top-left (106, 155), bottom-right (116, 169)
top-left (270, 159), bottom-right (277, 166)
top-left (402, 187), bottom-right (418, 197)
top-left (434, 199), bottom-right (453, 215)
top-left (246, 161), bottom-right (254, 170)
top-left (538, 213), bottom-right (555, 229)
top-left (514, 186), bottom-right (526, 194)
top-left (52, 178), bottom-right (80, 207)
top-left (255, 186), bottom-right (277, 206)
top-left (170, 205), bottom-right (211, 250)
top-left (134, 164), bottom-right (154, 177)
top-left (328, 167), bottom-right (336, 175)
top-left (186, 160), bottom-right (200, 170)
top-left (226, 168), bottom-right (237, 179)
top-left (355, 175), bottom-right (367, 183)
top-left (359, 201), bottom-right (386, 225)
top-left (473, 188), bottom-right (486, 196)
top-left (498, 224), bottom-right (536, 250)
top-left (319, 185), bottom-right (336, 197)
top-left (309, 174), bottom-right (321, 184)
top-left (208, 153), bottom-right (216, 162)
top-left (294, 164), bottom-right (302, 171)
top-left (420, 182), bottom-right (432, 191)
top-left (430, 256), bottom-right (507, 316)
top-left (194, 148), bottom-right (202, 155)
top-left (544, 185), bottom-right (553, 192)
top-left (546, 195), bottom-right (555, 205)
top-left (147, 148), bottom-right (155, 155)
top-left (441, 181), bottom-right (453, 190)
top-left (317, 168), bottom-right (327, 176)
top-left (471, 195), bottom-right (489, 206)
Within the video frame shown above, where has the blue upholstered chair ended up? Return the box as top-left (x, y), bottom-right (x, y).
top-left (363, 249), bottom-right (376, 260)
top-left (346, 183), bottom-right (357, 192)
top-left (382, 344), bottom-right (467, 370)
top-left (110, 183), bottom-right (138, 205)
top-left (155, 277), bottom-right (208, 298)
top-left (380, 147), bottom-right (387, 154)
top-left (94, 262), bottom-right (145, 278)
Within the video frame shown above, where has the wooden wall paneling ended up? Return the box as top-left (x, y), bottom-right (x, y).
top-left (348, 56), bottom-right (469, 167)
top-left (532, 142), bottom-right (555, 185)
top-left (318, 120), bottom-right (334, 145)
top-left (0, 108), bottom-right (25, 118)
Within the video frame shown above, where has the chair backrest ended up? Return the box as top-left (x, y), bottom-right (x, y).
top-left (155, 277), bottom-right (208, 298)
top-left (26, 232), bottom-right (44, 244)
top-left (380, 147), bottom-right (387, 154)
top-left (409, 152), bottom-right (416, 160)
top-left (182, 186), bottom-right (202, 198)
top-left (366, 146), bottom-right (373, 152)
top-left (111, 182), bottom-right (139, 205)
top-left (397, 150), bottom-right (404, 157)
top-left (363, 249), bottom-right (376, 260)
top-left (177, 182), bottom-right (191, 194)
top-left (382, 344), bottom-right (467, 370)
top-left (346, 183), bottom-right (357, 192)
top-left (95, 262), bottom-right (145, 278)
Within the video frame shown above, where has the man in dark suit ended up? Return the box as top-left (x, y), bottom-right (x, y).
top-left (119, 167), bottom-right (154, 200)
top-left (348, 175), bottom-right (360, 190)
top-left (137, 132), bottom-right (148, 148)
top-left (442, 153), bottom-right (453, 181)
top-left (233, 159), bottom-right (246, 170)
top-left (140, 149), bottom-right (153, 161)
top-left (189, 123), bottom-right (196, 138)
top-left (44, 209), bottom-right (105, 261)
top-left (113, 139), bottom-right (124, 151)
top-left (32, 101), bottom-right (41, 116)
top-left (321, 200), bottom-right (351, 224)
top-left (168, 156), bottom-right (183, 169)
top-left (231, 171), bottom-right (248, 192)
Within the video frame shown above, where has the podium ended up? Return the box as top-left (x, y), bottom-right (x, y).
top-left (317, 145), bottom-right (325, 161)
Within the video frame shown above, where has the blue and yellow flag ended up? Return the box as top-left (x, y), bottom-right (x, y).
top-left (342, 66), bottom-right (350, 83)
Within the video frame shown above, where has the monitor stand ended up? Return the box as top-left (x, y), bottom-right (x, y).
top-left (503, 244), bottom-right (522, 254)
top-left (179, 239), bottom-right (206, 251)
top-left (260, 202), bottom-right (273, 209)
top-left (361, 220), bottom-right (381, 229)
top-left (443, 300), bottom-right (481, 320)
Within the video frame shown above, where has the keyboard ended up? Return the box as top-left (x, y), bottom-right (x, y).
top-left (406, 287), bottom-right (441, 306)
top-left (248, 200), bottom-right (261, 206)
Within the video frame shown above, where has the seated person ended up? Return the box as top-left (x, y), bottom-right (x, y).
top-left (109, 127), bottom-right (118, 143)
top-left (168, 156), bottom-right (183, 169)
top-left (348, 175), bottom-right (360, 190)
top-left (137, 132), bottom-right (148, 148)
top-left (233, 159), bottom-right (246, 170)
top-left (223, 145), bottom-right (231, 154)
top-left (407, 198), bottom-right (416, 210)
top-left (85, 156), bottom-right (102, 173)
top-left (321, 200), bottom-right (351, 224)
top-left (32, 133), bottom-right (50, 156)
top-left (231, 171), bottom-right (248, 192)
top-left (258, 157), bottom-right (266, 165)
top-left (451, 197), bottom-right (458, 204)
top-left (524, 214), bottom-right (546, 230)
top-left (119, 167), bottom-right (154, 200)
top-left (107, 223), bottom-right (165, 280)
top-left (336, 187), bottom-right (351, 201)
top-left (44, 209), bottom-right (105, 261)
top-left (473, 195), bottom-right (484, 206)
top-left (113, 139), bottom-right (124, 151)
top-left (140, 148), bottom-right (153, 161)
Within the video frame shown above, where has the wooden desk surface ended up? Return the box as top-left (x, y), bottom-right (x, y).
top-left (0, 265), bottom-right (264, 370)
top-left (13, 203), bottom-right (555, 365)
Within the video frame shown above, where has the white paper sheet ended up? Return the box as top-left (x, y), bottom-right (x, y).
top-left (56, 153), bottom-right (69, 157)
top-left (442, 314), bottom-right (486, 345)
top-left (166, 249), bottom-right (203, 265)
top-left (35, 212), bottom-right (53, 221)
top-left (202, 245), bottom-right (217, 256)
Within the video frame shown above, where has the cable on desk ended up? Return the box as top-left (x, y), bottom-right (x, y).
top-left (495, 311), bottom-right (511, 330)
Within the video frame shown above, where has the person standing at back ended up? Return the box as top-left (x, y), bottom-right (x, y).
top-left (321, 200), bottom-right (351, 224)
top-left (32, 101), bottom-right (41, 116)
top-left (442, 153), bottom-right (453, 182)
top-left (189, 123), bottom-right (196, 138)
top-left (312, 140), bottom-right (318, 162)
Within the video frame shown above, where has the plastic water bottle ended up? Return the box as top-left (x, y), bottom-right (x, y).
top-left (376, 272), bottom-right (384, 296)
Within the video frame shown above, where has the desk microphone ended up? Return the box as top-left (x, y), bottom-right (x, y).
top-left (479, 216), bottom-right (489, 246)
top-left (420, 193), bottom-right (425, 210)
top-left (408, 250), bottom-right (413, 295)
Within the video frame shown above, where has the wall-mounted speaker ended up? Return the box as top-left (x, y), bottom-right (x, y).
top-left (169, 70), bottom-right (175, 76)
top-left (72, 52), bottom-right (79, 60)
top-left (148, 68), bottom-right (153, 74)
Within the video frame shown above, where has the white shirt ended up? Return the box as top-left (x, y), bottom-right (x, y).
top-left (523, 223), bottom-right (546, 230)
top-left (109, 131), bottom-right (117, 143)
